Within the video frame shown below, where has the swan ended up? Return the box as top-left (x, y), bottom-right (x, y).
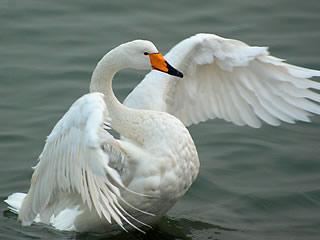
top-left (5, 33), bottom-right (320, 233)
top-left (5, 40), bottom-right (198, 233)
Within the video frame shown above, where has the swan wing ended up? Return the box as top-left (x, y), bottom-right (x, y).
top-left (19, 92), bottom-right (135, 231)
top-left (124, 33), bottom-right (320, 127)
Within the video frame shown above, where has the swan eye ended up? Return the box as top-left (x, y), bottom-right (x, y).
top-left (144, 52), bottom-right (149, 56)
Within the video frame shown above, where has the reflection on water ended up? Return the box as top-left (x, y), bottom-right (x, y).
top-left (4, 210), bottom-right (237, 240)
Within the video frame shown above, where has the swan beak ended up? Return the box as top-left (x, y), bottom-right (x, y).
top-left (148, 53), bottom-right (183, 78)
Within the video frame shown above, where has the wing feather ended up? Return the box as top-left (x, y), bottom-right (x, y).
top-left (18, 92), bottom-right (138, 231)
top-left (124, 33), bottom-right (320, 127)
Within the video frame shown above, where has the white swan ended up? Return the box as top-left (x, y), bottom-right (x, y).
top-left (6, 40), bottom-right (198, 233)
top-left (5, 33), bottom-right (320, 233)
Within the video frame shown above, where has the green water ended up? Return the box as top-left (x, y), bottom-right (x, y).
top-left (1, 1), bottom-right (320, 239)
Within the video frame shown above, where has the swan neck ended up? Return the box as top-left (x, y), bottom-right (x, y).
top-left (89, 49), bottom-right (144, 143)
top-left (89, 49), bottom-right (122, 103)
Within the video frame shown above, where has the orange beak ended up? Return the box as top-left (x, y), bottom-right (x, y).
top-left (147, 53), bottom-right (183, 78)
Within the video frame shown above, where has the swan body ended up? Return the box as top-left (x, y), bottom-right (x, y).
top-left (5, 33), bottom-right (320, 233)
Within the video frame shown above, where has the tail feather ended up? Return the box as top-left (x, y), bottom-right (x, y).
top-left (5, 192), bottom-right (82, 231)
top-left (5, 192), bottom-right (27, 214)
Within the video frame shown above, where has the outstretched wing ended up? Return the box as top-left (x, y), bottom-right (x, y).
top-left (18, 92), bottom-right (139, 231)
top-left (124, 33), bottom-right (320, 127)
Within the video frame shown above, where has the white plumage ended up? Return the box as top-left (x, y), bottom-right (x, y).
top-left (5, 33), bottom-right (320, 233)
top-left (18, 93), bottom-right (138, 230)
top-left (125, 34), bottom-right (320, 127)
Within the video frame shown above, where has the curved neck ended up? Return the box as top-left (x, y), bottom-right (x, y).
top-left (89, 49), bottom-right (144, 144)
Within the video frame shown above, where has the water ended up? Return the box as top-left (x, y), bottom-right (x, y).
top-left (1, 1), bottom-right (320, 239)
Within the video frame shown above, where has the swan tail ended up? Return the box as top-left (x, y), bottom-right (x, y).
top-left (5, 192), bottom-right (27, 215)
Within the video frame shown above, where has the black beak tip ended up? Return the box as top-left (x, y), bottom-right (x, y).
top-left (166, 61), bottom-right (184, 78)
top-left (176, 71), bottom-right (183, 78)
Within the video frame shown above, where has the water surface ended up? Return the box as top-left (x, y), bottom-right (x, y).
top-left (1, 1), bottom-right (320, 239)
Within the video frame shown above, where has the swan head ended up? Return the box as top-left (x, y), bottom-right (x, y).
top-left (117, 40), bottom-right (183, 78)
